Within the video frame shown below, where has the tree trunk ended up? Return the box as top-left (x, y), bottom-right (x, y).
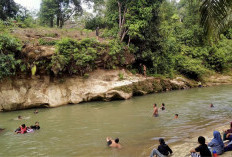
top-left (50, 17), bottom-right (54, 27)
top-left (118, 1), bottom-right (122, 37)
top-left (117, 1), bottom-right (128, 42)
top-left (56, 16), bottom-right (60, 27)
top-left (59, 16), bottom-right (64, 28)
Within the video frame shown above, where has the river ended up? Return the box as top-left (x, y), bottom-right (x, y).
top-left (0, 85), bottom-right (232, 157)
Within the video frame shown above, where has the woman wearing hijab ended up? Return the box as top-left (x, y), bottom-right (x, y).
top-left (208, 131), bottom-right (224, 155)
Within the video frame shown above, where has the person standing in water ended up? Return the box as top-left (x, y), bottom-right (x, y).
top-left (153, 104), bottom-right (158, 117)
top-left (160, 103), bottom-right (165, 111)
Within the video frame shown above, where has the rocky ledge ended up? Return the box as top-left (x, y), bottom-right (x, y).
top-left (0, 69), bottom-right (197, 111)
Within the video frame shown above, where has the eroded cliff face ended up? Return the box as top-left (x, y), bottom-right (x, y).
top-left (0, 69), bottom-right (196, 111)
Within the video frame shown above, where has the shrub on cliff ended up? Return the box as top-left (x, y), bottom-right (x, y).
top-left (0, 34), bottom-right (22, 79)
top-left (0, 54), bottom-right (21, 79)
top-left (51, 38), bottom-right (99, 75)
top-left (175, 55), bottom-right (208, 80)
top-left (0, 34), bottom-right (21, 55)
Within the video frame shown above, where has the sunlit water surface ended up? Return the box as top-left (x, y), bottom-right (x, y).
top-left (0, 85), bottom-right (232, 157)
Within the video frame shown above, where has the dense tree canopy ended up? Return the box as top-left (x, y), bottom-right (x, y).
top-left (0, 0), bottom-right (18, 20)
top-left (1, 0), bottom-right (232, 80)
top-left (40, 0), bottom-right (82, 28)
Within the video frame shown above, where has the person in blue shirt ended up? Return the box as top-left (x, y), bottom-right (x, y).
top-left (208, 131), bottom-right (224, 155)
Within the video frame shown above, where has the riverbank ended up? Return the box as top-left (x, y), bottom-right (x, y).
top-left (0, 69), bottom-right (197, 111)
top-left (170, 122), bottom-right (232, 157)
top-left (1, 69), bottom-right (232, 111)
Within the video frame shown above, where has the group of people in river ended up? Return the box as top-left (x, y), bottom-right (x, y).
top-left (0, 109), bottom-right (40, 134)
top-left (106, 103), bottom-right (232, 157)
top-left (150, 103), bottom-right (232, 157)
top-left (15, 122), bottom-right (40, 134)
top-left (152, 103), bottom-right (178, 119)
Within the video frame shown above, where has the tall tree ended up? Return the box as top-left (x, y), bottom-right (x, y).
top-left (40, 0), bottom-right (57, 27)
top-left (0, 0), bottom-right (18, 20)
top-left (55, 0), bottom-right (83, 28)
top-left (200, 0), bottom-right (232, 38)
top-left (39, 0), bottom-right (83, 28)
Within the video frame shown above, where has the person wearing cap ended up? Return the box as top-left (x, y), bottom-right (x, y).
top-left (150, 138), bottom-right (172, 157)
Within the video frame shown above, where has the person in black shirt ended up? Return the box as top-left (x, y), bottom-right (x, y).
top-left (150, 138), bottom-right (173, 157)
top-left (30, 122), bottom-right (40, 130)
top-left (190, 136), bottom-right (212, 157)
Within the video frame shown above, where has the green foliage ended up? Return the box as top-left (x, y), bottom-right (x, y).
top-left (39, 0), bottom-right (83, 28)
top-left (118, 72), bottom-right (124, 80)
top-left (0, 0), bottom-right (19, 20)
top-left (85, 16), bottom-right (106, 30)
top-left (205, 36), bottom-right (232, 72)
top-left (83, 73), bottom-right (89, 79)
top-left (0, 54), bottom-right (20, 79)
top-left (0, 34), bottom-right (21, 54)
top-left (51, 38), bottom-right (99, 75)
top-left (107, 39), bottom-right (126, 68)
top-left (175, 55), bottom-right (208, 80)
top-left (38, 38), bottom-right (57, 45)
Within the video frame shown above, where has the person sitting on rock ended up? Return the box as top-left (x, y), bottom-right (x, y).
top-left (208, 131), bottom-right (224, 155)
top-left (106, 137), bottom-right (121, 148)
top-left (150, 138), bottom-right (172, 157)
top-left (190, 136), bottom-right (211, 157)
top-left (223, 122), bottom-right (232, 141)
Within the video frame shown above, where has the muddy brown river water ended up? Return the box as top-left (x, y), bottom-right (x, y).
top-left (0, 85), bottom-right (232, 157)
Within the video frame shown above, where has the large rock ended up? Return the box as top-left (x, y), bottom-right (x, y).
top-left (0, 69), bottom-right (196, 111)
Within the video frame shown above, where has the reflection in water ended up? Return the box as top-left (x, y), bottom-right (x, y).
top-left (0, 85), bottom-right (232, 157)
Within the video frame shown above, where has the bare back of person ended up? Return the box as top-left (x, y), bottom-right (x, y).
top-left (153, 105), bottom-right (159, 117)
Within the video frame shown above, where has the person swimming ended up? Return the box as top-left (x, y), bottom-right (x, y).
top-left (34, 110), bottom-right (38, 114)
top-left (160, 103), bottom-right (165, 111)
top-left (153, 104), bottom-right (158, 117)
top-left (30, 122), bottom-right (40, 130)
top-left (15, 124), bottom-right (27, 134)
top-left (106, 137), bottom-right (121, 148)
top-left (210, 103), bottom-right (214, 108)
top-left (174, 114), bottom-right (179, 119)
top-left (0, 128), bottom-right (5, 133)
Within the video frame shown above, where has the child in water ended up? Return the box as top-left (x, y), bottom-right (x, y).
top-left (174, 114), bottom-right (178, 119)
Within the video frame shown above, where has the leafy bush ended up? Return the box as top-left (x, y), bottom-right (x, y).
top-left (205, 36), bottom-right (232, 72)
top-left (0, 34), bottom-right (21, 54)
top-left (118, 72), bottom-right (124, 80)
top-left (38, 38), bottom-right (57, 45)
top-left (0, 54), bottom-right (21, 79)
top-left (85, 16), bottom-right (107, 30)
top-left (51, 38), bottom-right (99, 75)
top-left (175, 55), bottom-right (208, 80)
top-left (0, 34), bottom-right (22, 79)
top-left (107, 39), bottom-right (126, 68)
